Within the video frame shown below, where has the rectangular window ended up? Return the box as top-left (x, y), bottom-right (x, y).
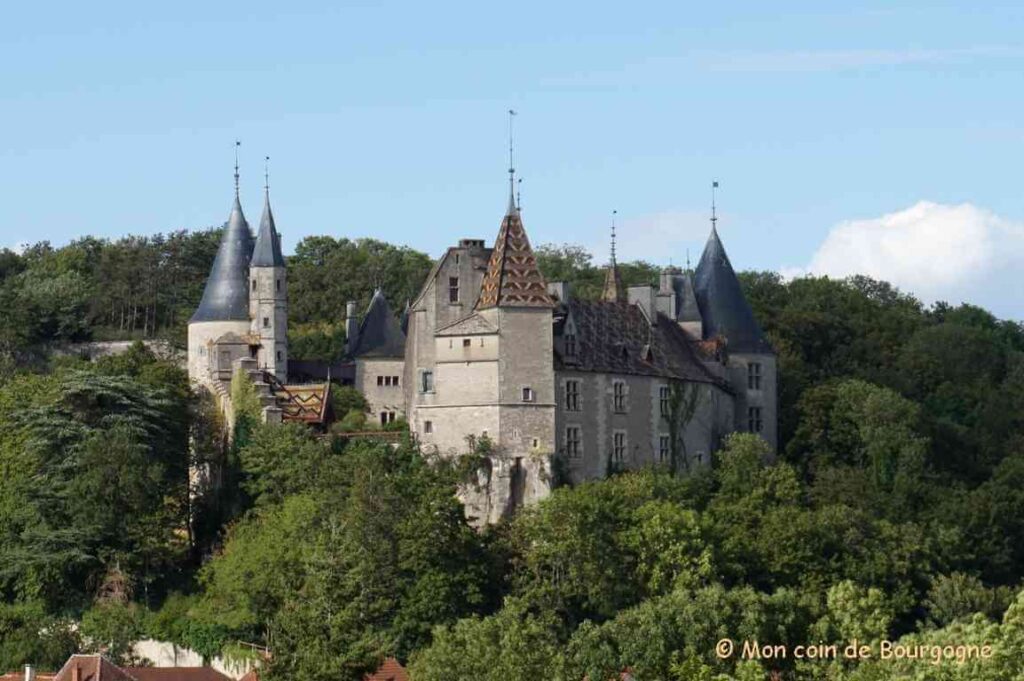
top-left (565, 426), bottom-right (581, 458)
top-left (276, 350), bottom-right (282, 361)
top-left (377, 376), bottom-right (384, 386)
top-left (659, 385), bottom-right (670, 417)
top-left (522, 386), bottom-right (535, 402)
top-left (659, 435), bottom-right (670, 463)
top-left (276, 279), bottom-right (281, 292)
top-left (565, 380), bottom-right (580, 412)
top-left (462, 338), bottom-right (471, 348)
top-left (748, 363), bottom-right (762, 390)
top-left (393, 375), bottom-right (400, 387)
top-left (251, 279), bottom-right (257, 291)
top-left (380, 411), bottom-right (396, 426)
top-left (613, 381), bottom-right (626, 413)
top-left (424, 420), bottom-right (433, 434)
top-left (420, 370), bottom-right (434, 393)
top-left (748, 406), bottom-right (763, 433)
top-left (613, 431), bottom-right (626, 462)
top-left (263, 317), bottom-right (270, 328)
top-left (564, 333), bottom-right (577, 357)
top-left (449, 277), bottom-right (460, 303)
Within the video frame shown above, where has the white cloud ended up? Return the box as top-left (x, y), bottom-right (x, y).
top-left (793, 201), bottom-right (1024, 313)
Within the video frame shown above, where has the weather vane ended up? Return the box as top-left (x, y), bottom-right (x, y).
top-left (234, 140), bottom-right (241, 195)
top-left (508, 109), bottom-right (517, 194)
top-left (611, 209), bottom-right (618, 264)
top-left (711, 180), bottom-right (719, 229)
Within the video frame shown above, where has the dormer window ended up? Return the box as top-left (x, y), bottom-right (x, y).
top-left (564, 333), bottom-right (577, 357)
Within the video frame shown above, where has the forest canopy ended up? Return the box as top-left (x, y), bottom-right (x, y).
top-left (1, 231), bottom-right (1023, 680)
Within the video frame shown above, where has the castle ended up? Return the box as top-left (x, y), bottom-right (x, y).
top-left (188, 170), bottom-right (776, 523)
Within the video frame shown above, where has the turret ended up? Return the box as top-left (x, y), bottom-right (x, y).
top-left (693, 220), bottom-right (777, 452)
top-left (187, 181), bottom-right (255, 387)
top-left (249, 174), bottom-right (288, 381)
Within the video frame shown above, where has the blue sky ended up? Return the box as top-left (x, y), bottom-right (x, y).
top-left (2, 2), bottom-right (1023, 319)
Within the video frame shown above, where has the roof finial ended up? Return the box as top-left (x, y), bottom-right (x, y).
top-left (507, 109), bottom-right (517, 212)
top-left (610, 209), bottom-right (618, 265)
top-left (234, 140), bottom-right (241, 197)
top-left (264, 155), bottom-right (270, 194)
top-left (711, 180), bottom-right (719, 231)
top-left (517, 177), bottom-right (522, 211)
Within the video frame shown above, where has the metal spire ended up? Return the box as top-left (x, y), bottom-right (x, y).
top-left (234, 140), bottom-right (241, 197)
top-left (507, 109), bottom-right (517, 212)
top-left (517, 177), bottom-right (522, 211)
top-left (610, 209), bottom-right (618, 265)
top-left (264, 155), bottom-right (270, 194)
top-left (711, 180), bottom-right (719, 231)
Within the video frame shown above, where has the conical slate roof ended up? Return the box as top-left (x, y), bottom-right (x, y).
top-left (251, 190), bottom-right (285, 267)
top-left (476, 202), bottom-right (554, 310)
top-left (672, 271), bottom-right (702, 323)
top-left (352, 289), bottom-right (407, 358)
top-left (693, 227), bottom-right (772, 353)
top-left (190, 195), bottom-right (254, 322)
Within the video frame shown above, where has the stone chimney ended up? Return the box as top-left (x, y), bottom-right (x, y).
top-left (656, 270), bottom-right (676, 319)
top-left (627, 285), bottom-right (658, 326)
top-left (546, 281), bottom-right (572, 304)
top-left (345, 301), bottom-right (359, 355)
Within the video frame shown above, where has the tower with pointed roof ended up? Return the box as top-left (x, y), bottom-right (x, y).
top-left (403, 160), bottom-right (559, 523)
top-left (692, 223), bottom-right (777, 451)
top-left (187, 181), bottom-right (255, 391)
top-left (350, 288), bottom-right (407, 426)
top-left (249, 174), bottom-right (288, 381)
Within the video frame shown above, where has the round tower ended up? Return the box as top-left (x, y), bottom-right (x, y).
top-left (188, 192), bottom-right (255, 391)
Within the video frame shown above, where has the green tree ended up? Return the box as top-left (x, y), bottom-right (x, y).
top-left (267, 441), bottom-right (493, 680)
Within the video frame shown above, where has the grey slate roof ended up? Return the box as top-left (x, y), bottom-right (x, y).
top-left (554, 299), bottom-right (727, 386)
top-left (190, 196), bottom-right (254, 323)
top-left (672, 271), bottom-right (703, 322)
top-left (251, 191), bottom-right (285, 267)
top-left (693, 227), bottom-right (772, 354)
top-left (352, 289), bottom-right (407, 358)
